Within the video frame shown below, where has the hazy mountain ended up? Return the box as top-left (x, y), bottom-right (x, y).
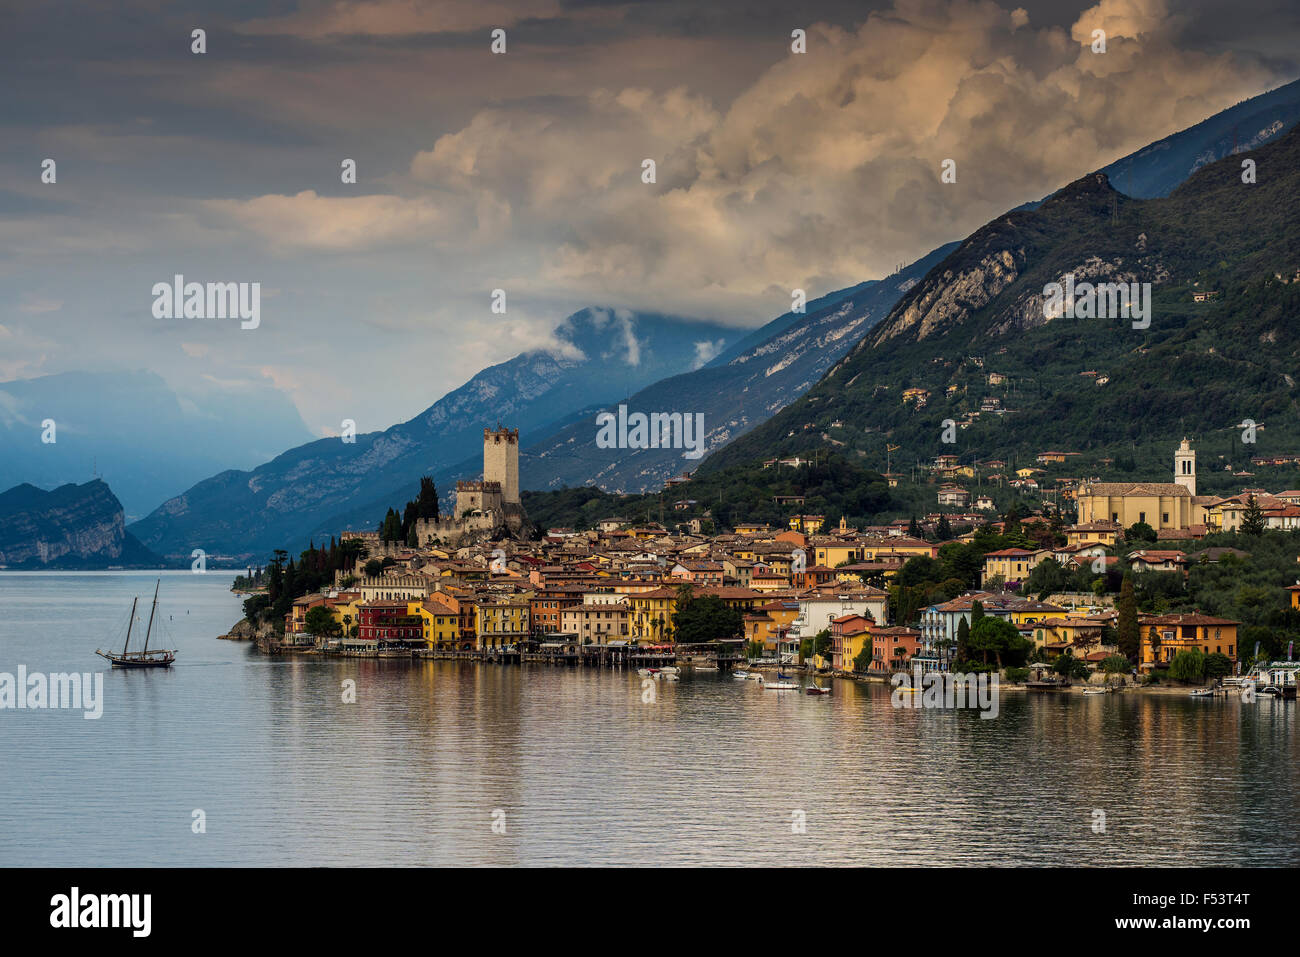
top-left (0, 370), bottom-right (314, 521)
top-left (513, 247), bottom-right (957, 494)
top-left (0, 479), bottom-right (160, 568)
top-left (1096, 77), bottom-right (1300, 198)
top-left (129, 308), bottom-right (741, 561)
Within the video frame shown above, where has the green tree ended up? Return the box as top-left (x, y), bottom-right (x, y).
top-left (800, 628), bottom-right (833, 665)
top-left (363, 558), bottom-right (385, 578)
top-left (1100, 654), bottom-right (1130, 674)
top-left (1116, 574), bottom-right (1139, 660)
top-left (1169, 649), bottom-right (1206, 683)
top-left (1203, 652), bottom-right (1233, 680)
top-left (1053, 652), bottom-right (1090, 681)
top-left (672, 594), bottom-right (742, 644)
top-left (968, 616), bottom-right (1027, 669)
top-left (1241, 495), bottom-right (1265, 535)
top-left (1025, 557), bottom-right (1070, 600)
top-left (1126, 521), bottom-right (1157, 543)
top-left (304, 605), bottom-right (342, 638)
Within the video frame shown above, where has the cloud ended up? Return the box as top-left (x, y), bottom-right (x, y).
top-left (17, 296), bottom-right (63, 315)
top-left (238, 0), bottom-right (562, 39)
top-left (239, 0), bottom-right (1274, 325)
top-left (693, 338), bottom-right (726, 368)
top-left (200, 191), bottom-right (451, 252)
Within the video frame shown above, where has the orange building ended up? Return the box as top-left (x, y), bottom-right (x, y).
top-left (1138, 613), bottom-right (1239, 671)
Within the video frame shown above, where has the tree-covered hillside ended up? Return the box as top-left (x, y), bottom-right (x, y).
top-left (522, 454), bottom-right (894, 532)
top-left (700, 125), bottom-right (1300, 492)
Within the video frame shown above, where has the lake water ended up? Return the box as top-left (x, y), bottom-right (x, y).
top-left (1, 570), bottom-right (1297, 866)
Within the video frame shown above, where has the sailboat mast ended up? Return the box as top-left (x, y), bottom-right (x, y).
top-left (123, 596), bottom-right (139, 655)
top-left (141, 579), bottom-right (160, 653)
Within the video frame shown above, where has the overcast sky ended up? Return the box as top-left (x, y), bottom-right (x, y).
top-left (1, 0), bottom-right (1296, 437)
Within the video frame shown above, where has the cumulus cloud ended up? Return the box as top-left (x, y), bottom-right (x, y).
top-left (209, 0), bottom-right (1279, 324)
top-left (200, 191), bottom-right (451, 252)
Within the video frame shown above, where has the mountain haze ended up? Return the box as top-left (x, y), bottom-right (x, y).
top-left (129, 309), bottom-right (740, 561)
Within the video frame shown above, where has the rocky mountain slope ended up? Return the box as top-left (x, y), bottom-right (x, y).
top-left (0, 479), bottom-right (160, 568)
top-left (701, 124), bottom-right (1300, 487)
top-left (513, 245), bottom-right (957, 494)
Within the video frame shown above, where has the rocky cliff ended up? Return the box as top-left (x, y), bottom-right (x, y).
top-left (0, 479), bottom-right (160, 568)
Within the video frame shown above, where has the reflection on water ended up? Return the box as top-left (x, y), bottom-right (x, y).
top-left (2, 571), bottom-right (1297, 866)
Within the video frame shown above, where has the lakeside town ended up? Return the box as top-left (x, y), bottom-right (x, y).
top-left (223, 427), bottom-right (1300, 695)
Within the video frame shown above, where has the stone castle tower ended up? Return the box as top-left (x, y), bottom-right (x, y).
top-left (412, 425), bottom-right (531, 546)
top-left (1173, 437), bottom-right (1196, 496)
top-left (483, 426), bottom-right (519, 505)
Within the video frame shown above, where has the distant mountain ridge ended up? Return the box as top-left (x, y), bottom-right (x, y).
top-left (0, 479), bottom-right (160, 568)
top-left (128, 308), bottom-right (742, 561)
top-left (112, 77), bottom-right (1300, 557)
top-left (513, 246), bottom-right (957, 494)
top-left (0, 369), bottom-right (313, 520)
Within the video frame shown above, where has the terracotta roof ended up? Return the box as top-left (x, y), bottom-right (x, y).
top-left (1081, 482), bottom-right (1190, 496)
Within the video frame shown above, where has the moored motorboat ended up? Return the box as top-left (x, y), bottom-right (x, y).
top-left (733, 670), bottom-right (751, 679)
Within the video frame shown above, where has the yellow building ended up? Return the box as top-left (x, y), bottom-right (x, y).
top-left (857, 537), bottom-right (937, 560)
top-left (743, 600), bottom-right (800, 653)
top-left (474, 598), bottom-right (530, 649)
top-left (789, 514), bottom-right (825, 534)
top-left (628, 586), bottom-right (763, 643)
top-left (829, 614), bottom-right (873, 673)
top-left (409, 598), bottom-right (460, 649)
top-left (1290, 584), bottom-right (1300, 611)
top-left (1076, 438), bottom-right (1209, 532)
top-left (813, 541), bottom-right (865, 568)
top-left (981, 548), bottom-right (1052, 586)
top-left (1066, 522), bottom-right (1121, 546)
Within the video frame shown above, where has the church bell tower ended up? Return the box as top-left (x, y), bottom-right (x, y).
top-left (1173, 437), bottom-right (1196, 496)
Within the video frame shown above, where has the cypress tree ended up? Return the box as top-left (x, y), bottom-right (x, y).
top-left (1117, 573), bottom-right (1139, 660)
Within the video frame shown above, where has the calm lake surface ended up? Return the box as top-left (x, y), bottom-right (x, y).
top-left (2, 570), bottom-right (1297, 866)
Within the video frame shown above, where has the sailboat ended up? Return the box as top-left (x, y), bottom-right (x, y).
top-left (762, 670), bottom-right (798, 690)
top-left (95, 580), bottom-right (176, 668)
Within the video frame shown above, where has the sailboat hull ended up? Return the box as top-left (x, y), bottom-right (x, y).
top-left (96, 651), bottom-right (175, 668)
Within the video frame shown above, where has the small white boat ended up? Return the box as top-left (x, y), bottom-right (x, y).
top-left (637, 668), bottom-right (659, 677)
top-left (1082, 688), bottom-right (1109, 696)
top-left (658, 666), bottom-right (680, 675)
top-left (761, 678), bottom-right (798, 690)
top-left (662, 673), bottom-right (679, 681)
top-left (1189, 688), bottom-right (1217, 698)
top-left (733, 670), bottom-right (751, 679)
